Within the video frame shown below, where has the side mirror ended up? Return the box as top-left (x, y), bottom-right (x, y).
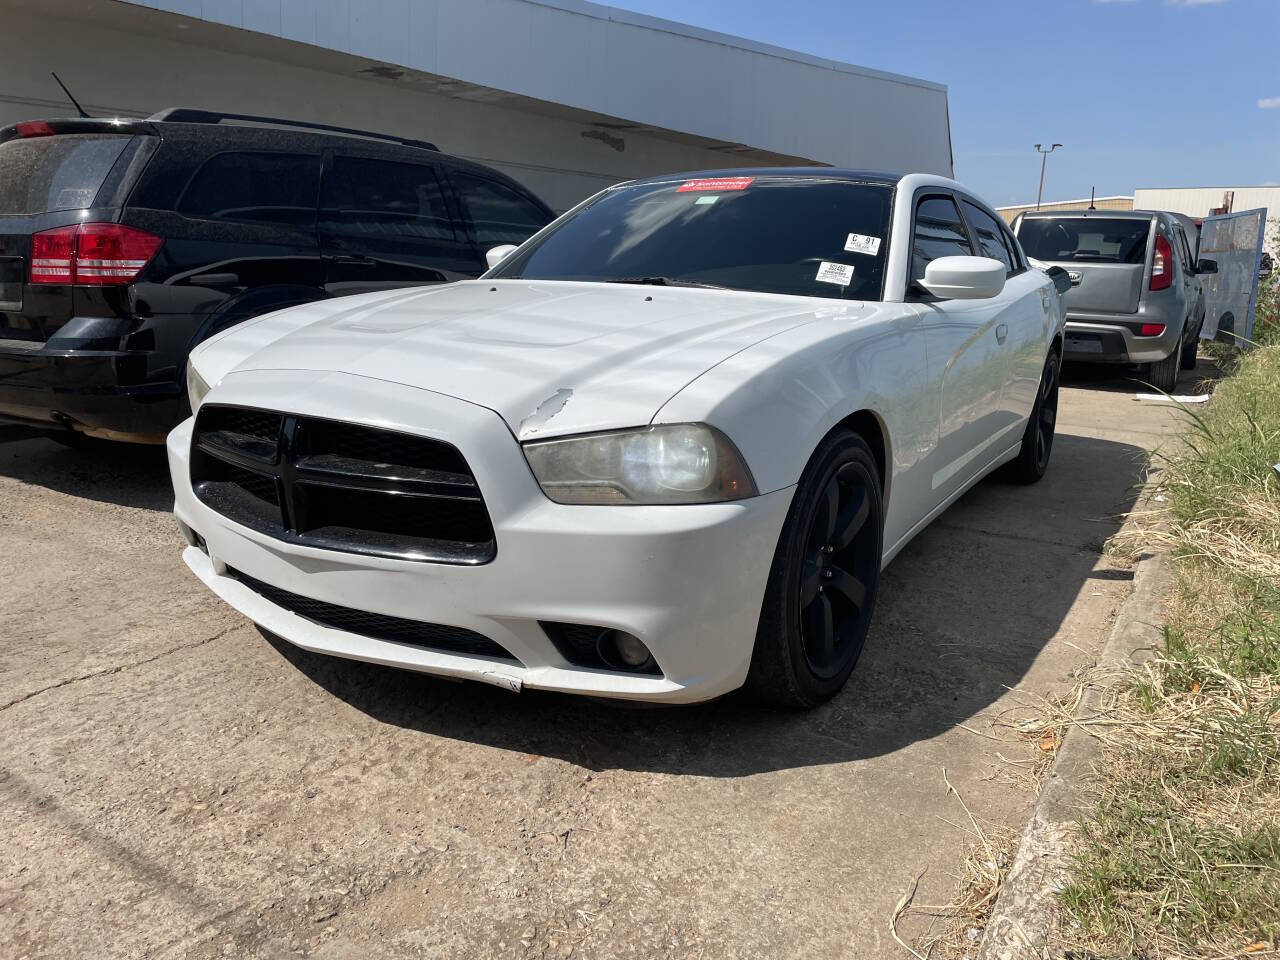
top-left (917, 256), bottom-right (1006, 300)
top-left (1044, 265), bottom-right (1072, 296)
top-left (1196, 258), bottom-right (1218, 275)
top-left (485, 244), bottom-right (519, 271)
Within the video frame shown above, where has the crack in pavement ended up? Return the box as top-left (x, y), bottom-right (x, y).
top-left (929, 521), bottom-right (1108, 552)
top-left (0, 625), bottom-right (237, 713)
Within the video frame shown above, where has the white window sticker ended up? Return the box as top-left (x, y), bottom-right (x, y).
top-left (694, 194), bottom-right (719, 205)
top-left (843, 233), bottom-right (882, 256)
top-left (815, 261), bottom-right (855, 286)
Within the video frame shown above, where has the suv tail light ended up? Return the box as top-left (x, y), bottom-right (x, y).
top-left (1150, 234), bottom-right (1173, 291)
top-left (29, 225), bottom-right (77, 284)
top-left (28, 223), bottom-right (162, 286)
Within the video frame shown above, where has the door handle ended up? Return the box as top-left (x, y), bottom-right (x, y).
top-left (333, 255), bottom-right (377, 268)
top-left (996, 323), bottom-right (1009, 344)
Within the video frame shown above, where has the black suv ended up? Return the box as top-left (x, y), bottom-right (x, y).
top-left (0, 108), bottom-right (556, 442)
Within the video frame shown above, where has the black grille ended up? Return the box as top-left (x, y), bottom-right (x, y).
top-left (201, 407), bottom-right (283, 443)
top-left (229, 568), bottom-right (515, 661)
top-left (190, 405), bottom-right (496, 564)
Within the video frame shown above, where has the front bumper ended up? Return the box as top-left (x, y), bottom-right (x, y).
top-left (0, 341), bottom-right (182, 442)
top-left (169, 370), bottom-right (793, 703)
top-left (1063, 311), bottom-right (1183, 364)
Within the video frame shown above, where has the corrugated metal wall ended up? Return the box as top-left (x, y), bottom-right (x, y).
top-left (995, 196), bottom-right (1133, 225)
top-left (1134, 187), bottom-right (1280, 254)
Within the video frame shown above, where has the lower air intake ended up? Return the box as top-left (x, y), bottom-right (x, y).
top-left (229, 567), bottom-right (517, 662)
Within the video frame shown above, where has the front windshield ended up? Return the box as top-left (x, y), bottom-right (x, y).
top-left (491, 176), bottom-right (893, 301)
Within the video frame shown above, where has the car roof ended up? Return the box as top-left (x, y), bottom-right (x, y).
top-left (623, 167), bottom-right (906, 188)
top-left (1, 113), bottom-right (437, 152)
top-left (1018, 208), bottom-right (1159, 220)
top-left (0, 113), bottom-right (555, 215)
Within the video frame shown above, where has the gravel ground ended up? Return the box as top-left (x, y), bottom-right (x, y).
top-left (0, 363), bottom-right (1201, 959)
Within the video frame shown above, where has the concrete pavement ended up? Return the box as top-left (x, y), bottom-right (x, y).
top-left (0, 360), bottom-right (1204, 959)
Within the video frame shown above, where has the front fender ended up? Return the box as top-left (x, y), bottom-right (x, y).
top-left (654, 304), bottom-right (933, 553)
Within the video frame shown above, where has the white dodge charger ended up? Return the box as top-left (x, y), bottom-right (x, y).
top-left (171, 170), bottom-right (1066, 707)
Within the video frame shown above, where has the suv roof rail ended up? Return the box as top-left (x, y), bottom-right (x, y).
top-left (146, 107), bottom-right (439, 152)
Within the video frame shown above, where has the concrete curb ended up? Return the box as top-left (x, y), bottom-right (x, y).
top-left (976, 551), bottom-right (1174, 960)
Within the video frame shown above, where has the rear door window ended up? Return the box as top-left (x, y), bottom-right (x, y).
top-left (0, 134), bottom-right (132, 215)
top-left (1016, 217), bottom-right (1151, 264)
top-left (1173, 225), bottom-right (1193, 272)
top-left (451, 173), bottom-right (550, 246)
top-left (320, 156), bottom-right (456, 240)
top-left (961, 200), bottom-right (1014, 274)
top-left (911, 195), bottom-right (973, 282)
top-left (178, 151), bottom-right (319, 226)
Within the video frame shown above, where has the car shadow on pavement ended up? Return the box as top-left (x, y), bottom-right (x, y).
top-left (0, 429), bottom-right (173, 512)
top-left (1061, 355), bottom-right (1221, 395)
top-left (266, 429), bottom-right (1150, 777)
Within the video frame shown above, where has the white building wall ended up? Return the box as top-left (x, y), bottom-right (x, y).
top-left (0, 7), bottom-right (791, 210)
top-left (113, 0), bottom-right (953, 178)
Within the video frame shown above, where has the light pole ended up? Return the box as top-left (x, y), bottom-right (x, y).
top-left (1035, 143), bottom-right (1062, 210)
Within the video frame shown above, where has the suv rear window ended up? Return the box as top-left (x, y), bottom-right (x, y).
top-left (1017, 217), bottom-right (1151, 264)
top-left (0, 134), bottom-right (132, 215)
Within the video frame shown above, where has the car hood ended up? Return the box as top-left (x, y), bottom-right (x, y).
top-left (197, 280), bottom-right (863, 439)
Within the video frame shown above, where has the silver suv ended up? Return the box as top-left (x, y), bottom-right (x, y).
top-left (1013, 209), bottom-right (1217, 390)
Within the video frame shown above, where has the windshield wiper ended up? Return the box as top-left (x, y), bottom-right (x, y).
top-left (606, 276), bottom-right (728, 290)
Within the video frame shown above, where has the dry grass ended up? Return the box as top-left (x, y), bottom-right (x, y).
top-left (894, 770), bottom-right (1021, 960)
top-left (1056, 343), bottom-right (1280, 959)
top-left (896, 686), bottom-right (1089, 957)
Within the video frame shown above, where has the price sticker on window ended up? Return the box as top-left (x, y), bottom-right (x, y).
top-left (815, 261), bottom-right (855, 286)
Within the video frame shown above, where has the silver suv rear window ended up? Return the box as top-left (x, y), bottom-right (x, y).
top-left (1017, 217), bottom-right (1150, 264)
top-left (0, 133), bottom-right (131, 216)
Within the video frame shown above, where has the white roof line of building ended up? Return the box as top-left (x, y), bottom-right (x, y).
top-left (996, 195), bottom-right (1133, 210)
top-left (526, 0), bottom-right (948, 93)
top-left (1135, 185), bottom-right (1280, 192)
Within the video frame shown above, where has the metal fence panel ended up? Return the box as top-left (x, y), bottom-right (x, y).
top-left (1199, 208), bottom-right (1267, 344)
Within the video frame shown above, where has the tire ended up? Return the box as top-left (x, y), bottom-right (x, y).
top-left (1144, 330), bottom-right (1181, 393)
top-left (1180, 317), bottom-right (1201, 370)
top-left (747, 430), bottom-right (883, 708)
top-left (1003, 350), bottom-right (1060, 485)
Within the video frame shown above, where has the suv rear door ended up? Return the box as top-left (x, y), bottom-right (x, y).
top-left (122, 144), bottom-right (325, 357)
top-left (1015, 214), bottom-right (1153, 314)
top-left (318, 149), bottom-right (482, 295)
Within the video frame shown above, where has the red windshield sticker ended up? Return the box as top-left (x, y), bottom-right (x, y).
top-left (676, 177), bottom-right (754, 193)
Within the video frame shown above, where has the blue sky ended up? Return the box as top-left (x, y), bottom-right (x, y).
top-left (619, 0), bottom-right (1280, 207)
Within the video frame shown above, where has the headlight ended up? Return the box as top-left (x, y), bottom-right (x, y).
top-left (185, 361), bottom-right (212, 411)
top-left (523, 423), bottom-right (757, 505)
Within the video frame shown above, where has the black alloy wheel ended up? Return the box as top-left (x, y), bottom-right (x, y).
top-left (1005, 351), bottom-right (1060, 484)
top-left (799, 463), bottom-right (878, 679)
top-left (748, 431), bottom-right (883, 707)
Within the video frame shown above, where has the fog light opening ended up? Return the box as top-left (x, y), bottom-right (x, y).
top-left (176, 518), bottom-right (207, 553)
top-left (596, 629), bottom-right (655, 672)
